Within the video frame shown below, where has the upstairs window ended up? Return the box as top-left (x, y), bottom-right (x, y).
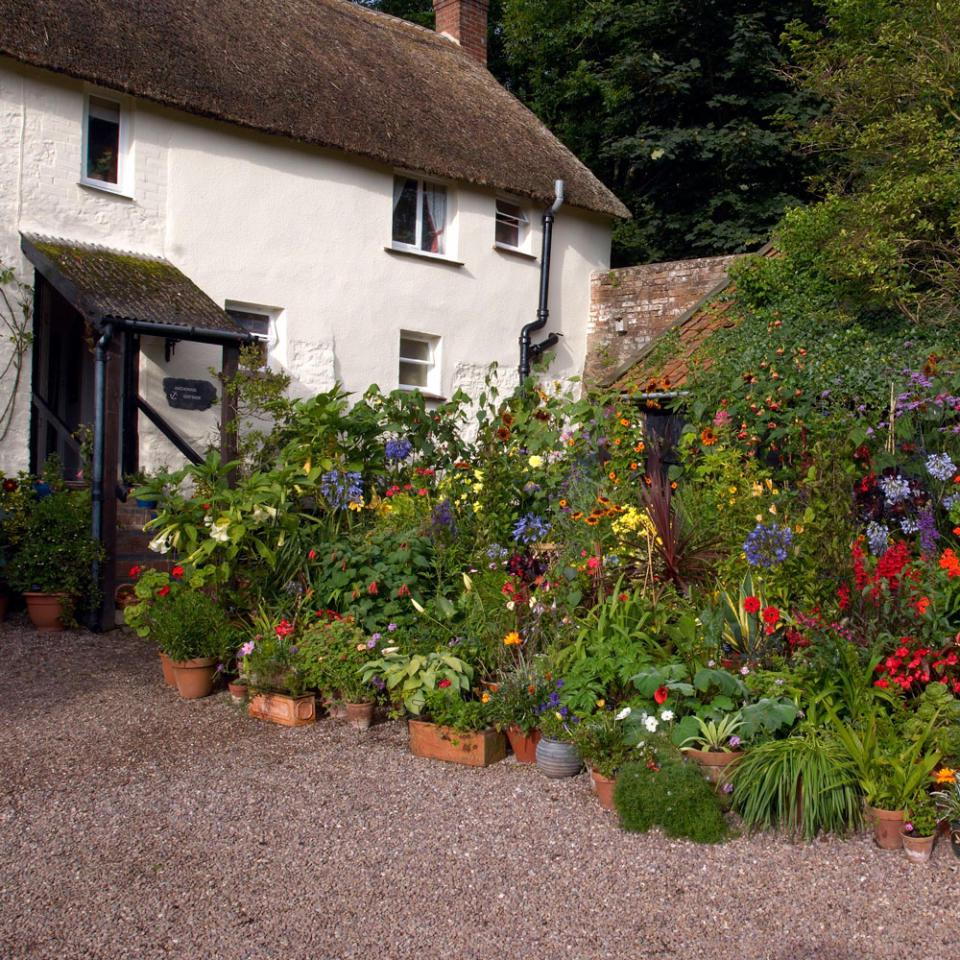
top-left (392, 176), bottom-right (448, 256)
top-left (81, 93), bottom-right (131, 195)
top-left (226, 305), bottom-right (274, 370)
top-left (495, 198), bottom-right (530, 250)
top-left (399, 332), bottom-right (440, 394)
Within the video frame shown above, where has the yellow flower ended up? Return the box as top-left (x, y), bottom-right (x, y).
top-left (481, 693), bottom-right (490, 704)
top-left (934, 767), bottom-right (957, 784)
top-left (528, 455), bottom-right (544, 469)
top-left (596, 699), bottom-right (605, 708)
top-left (503, 631), bottom-right (522, 646)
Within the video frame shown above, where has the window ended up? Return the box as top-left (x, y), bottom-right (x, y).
top-left (392, 176), bottom-right (448, 255)
top-left (495, 198), bottom-right (530, 250)
top-left (81, 93), bottom-right (131, 194)
top-left (226, 305), bottom-right (274, 369)
top-left (399, 333), bottom-right (440, 394)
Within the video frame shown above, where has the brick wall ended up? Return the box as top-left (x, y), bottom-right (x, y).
top-left (433, 0), bottom-right (489, 64)
top-left (584, 254), bottom-right (743, 386)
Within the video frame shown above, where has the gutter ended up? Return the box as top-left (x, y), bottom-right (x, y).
top-left (518, 180), bottom-right (564, 387)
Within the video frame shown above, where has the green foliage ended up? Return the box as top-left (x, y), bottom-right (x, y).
top-left (422, 689), bottom-right (490, 732)
top-left (573, 708), bottom-right (635, 778)
top-left (360, 648), bottom-right (473, 716)
top-left (299, 616), bottom-right (377, 702)
top-left (149, 586), bottom-right (236, 664)
top-left (731, 730), bottom-right (862, 839)
top-left (614, 751), bottom-right (728, 843)
top-left (904, 793), bottom-right (938, 837)
top-left (4, 487), bottom-right (104, 612)
top-left (486, 654), bottom-right (555, 735)
top-left (501, 0), bottom-right (818, 265)
top-left (782, 0), bottom-right (960, 320)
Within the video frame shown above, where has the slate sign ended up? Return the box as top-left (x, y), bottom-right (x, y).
top-left (162, 378), bottom-right (218, 410)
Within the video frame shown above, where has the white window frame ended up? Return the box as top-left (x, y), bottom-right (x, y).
top-left (398, 331), bottom-right (441, 395)
top-left (390, 173), bottom-right (457, 261)
top-left (80, 91), bottom-right (133, 196)
top-left (495, 196), bottom-right (531, 252)
top-left (225, 302), bottom-right (281, 372)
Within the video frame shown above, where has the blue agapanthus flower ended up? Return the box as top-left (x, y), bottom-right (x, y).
top-left (878, 474), bottom-right (912, 504)
top-left (511, 512), bottom-right (550, 544)
top-left (743, 522), bottom-right (793, 568)
top-left (321, 470), bottom-right (363, 510)
top-left (385, 438), bottom-right (413, 462)
top-left (926, 453), bottom-right (957, 483)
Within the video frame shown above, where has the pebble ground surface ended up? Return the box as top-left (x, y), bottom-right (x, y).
top-left (1, 616), bottom-right (958, 960)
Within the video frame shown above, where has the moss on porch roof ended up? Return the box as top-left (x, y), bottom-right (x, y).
top-left (21, 235), bottom-right (243, 333)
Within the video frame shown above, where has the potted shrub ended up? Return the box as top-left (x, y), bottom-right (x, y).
top-left (407, 689), bottom-right (505, 767)
top-left (486, 657), bottom-right (555, 761)
top-left (300, 615), bottom-right (380, 728)
top-left (932, 770), bottom-right (960, 860)
top-left (679, 712), bottom-right (746, 791)
top-left (5, 485), bottom-right (104, 629)
top-left (901, 792), bottom-right (938, 863)
top-left (240, 613), bottom-right (315, 726)
top-left (573, 707), bottom-right (635, 809)
top-left (148, 581), bottom-right (235, 698)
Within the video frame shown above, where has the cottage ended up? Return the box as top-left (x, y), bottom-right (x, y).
top-left (0, 0), bottom-right (628, 486)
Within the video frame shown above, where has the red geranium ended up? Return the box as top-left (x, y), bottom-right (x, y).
top-left (743, 596), bottom-right (760, 614)
top-left (171, 565), bottom-right (183, 578)
top-left (157, 585), bottom-right (170, 597)
top-left (654, 685), bottom-right (669, 705)
top-left (762, 606), bottom-right (781, 626)
top-left (129, 565), bottom-right (142, 578)
top-left (438, 679), bottom-right (451, 689)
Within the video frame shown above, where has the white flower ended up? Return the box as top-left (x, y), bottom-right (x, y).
top-left (382, 647), bottom-right (399, 655)
top-left (528, 455), bottom-right (544, 469)
top-left (505, 601), bottom-right (515, 611)
top-left (615, 707), bottom-right (631, 721)
top-left (209, 518), bottom-right (231, 543)
top-left (644, 715), bottom-right (659, 733)
top-left (148, 533), bottom-right (170, 555)
top-left (660, 709), bottom-right (674, 722)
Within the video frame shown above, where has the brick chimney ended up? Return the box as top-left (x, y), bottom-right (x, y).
top-left (433, 0), bottom-right (489, 65)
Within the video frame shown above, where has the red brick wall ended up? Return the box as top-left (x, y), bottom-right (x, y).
top-left (584, 254), bottom-right (742, 386)
top-left (433, 0), bottom-right (489, 64)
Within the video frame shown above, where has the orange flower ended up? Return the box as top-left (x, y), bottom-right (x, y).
top-left (528, 684), bottom-right (536, 695)
top-left (585, 516), bottom-right (599, 525)
top-left (597, 495), bottom-right (610, 505)
top-left (634, 443), bottom-right (645, 453)
top-left (501, 411), bottom-right (514, 427)
top-left (608, 471), bottom-right (617, 481)
top-left (620, 418), bottom-right (629, 427)
top-left (700, 427), bottom-right (719, 446)
top-left (489, 683), bottom-right (499, 692)
top-left (559, 499), bottom-right (567, 508)
top-left (481, 692), bottom-right (490, 703)
top-left (503, 631), bottom-right (522, 646)
top-left (495, 426), bottom-right (511, 441)
top-left (571, 511), bottom-right (583, 520)
top-left (934, 767), bottom-right (957, 784)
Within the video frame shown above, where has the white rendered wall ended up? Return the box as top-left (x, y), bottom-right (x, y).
top-left (0, 58), bottom-right (613, 474)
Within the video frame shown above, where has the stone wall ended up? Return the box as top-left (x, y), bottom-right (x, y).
top-left (584, 254), bottom-right (742, 386)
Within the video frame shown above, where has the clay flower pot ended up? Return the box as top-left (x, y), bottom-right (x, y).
top-left (227, 681), bottom-right (249, 703)
top-left (682, 748), bottom-right (745, 790)
top-left (23, 592), bottom-right (73, 631)
top-left (590, 768), bottom-right (617, 811)
top-left (171, 657), bottom-right (218, 699)
top-left (158, 652), bottom-right (177, 687)
top-left (345, 701), bottom-right (375, 730)
top-left (865, 805), bottom-right (904, 850)
top-left (506, 725), bottom-right (541, 763)
top-left (900, 830), bottom-right (936, 863)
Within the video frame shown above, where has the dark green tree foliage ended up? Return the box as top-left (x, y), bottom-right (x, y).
top-left (780, 0), bottom-right (960, 322)
top-left (353, 0), bottom-right (435, 29)
top-left (500, 0), bottom-right (820, 265)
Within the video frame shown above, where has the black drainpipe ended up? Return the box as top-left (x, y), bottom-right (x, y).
top-left (90, 321), bottom-right (114, 630)
top-left (519, 179), bottom-right (564, 390)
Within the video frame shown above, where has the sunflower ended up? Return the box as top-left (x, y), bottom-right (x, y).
top-left (571, 511), bottom-right (583, 520)
top-left (700, 427), bottom-right (719, 446)
top-left (597, 495), bottom-right (610, 505)
top-left (495, 426), bottom-right (511, 441)
top-left (585, 516), bottom-right (599, 525)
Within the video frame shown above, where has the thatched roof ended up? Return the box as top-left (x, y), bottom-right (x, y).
top-left (0, 0), bottom-right (629, 219)
top-left (21, 234), bottom-right (246, 336)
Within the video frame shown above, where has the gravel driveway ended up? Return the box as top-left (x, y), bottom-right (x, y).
top-left (1, 618), bottom-right (957, 960)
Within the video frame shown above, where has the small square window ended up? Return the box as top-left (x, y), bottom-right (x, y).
top-left (399, 333), bottom-right (440, 394)
top-left (227, 306), bottom-right (275, 369)
top-left (80, 93), bottom-right (131, 195)
top-left (495, 198), bottom-right (530, 250)
top-left (392, 176), bottom-right (448, 255)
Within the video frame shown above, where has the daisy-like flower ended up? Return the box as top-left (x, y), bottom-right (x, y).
top-left (615, 707), bottom-right (631, 721)
top-left (644, 715), bottom-right (659, 733)
top-left (660, 709), bottom-right (674, 722)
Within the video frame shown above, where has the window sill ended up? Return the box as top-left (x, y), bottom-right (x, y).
top-left (385, 245), bottom-right (464, 267)
top-left (399, 386), bottom-right (446, 401)
top-left (494, 243), bottom-right (538, 261)
top-left (79, 179), bottom-right (134, 200)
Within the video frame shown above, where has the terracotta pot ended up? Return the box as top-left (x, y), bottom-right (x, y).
top-left (23, 592), bottom-right (73, 631)
top-left (227, 681), bottom-right (248, 704)
top-left (535, 737), bottom-right (581, 778)
top-left (901, 830), bottom-right (936, 863)
top-left (591, 768), bottom-right (617, 811)
top-left (950, 821), bottom-right (960, 859)
top-left (158, 652), bottom-right (177, 687)
top-left (345, 701), bottom-right (375, 730)
top-left (408, 719), bottom-right (506, 767)
top-left (683, 748), bottom-right (744, 790)
top-left (506, 725), bottom-right (541, 763)
top-left (171, 657), bottom-right (217, 699)
top-left (866, 805), bottom-right (904, 850)
top-left (248, 692), bottom-right (316, 726)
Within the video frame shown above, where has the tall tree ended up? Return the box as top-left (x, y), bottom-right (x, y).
top-left (499, 0), bottom-right (819, 266)
top-left (353, 0), bottom-right (435, 29)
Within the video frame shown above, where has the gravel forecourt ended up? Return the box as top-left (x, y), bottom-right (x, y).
top-left (1, 617), bottom-right (957, 960)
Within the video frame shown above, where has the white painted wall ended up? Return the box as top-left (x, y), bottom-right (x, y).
top-left (0, 57), bottom-right (613, 474)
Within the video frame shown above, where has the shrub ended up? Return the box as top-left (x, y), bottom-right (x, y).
top-left (614, 752), bottom-right (728, 844)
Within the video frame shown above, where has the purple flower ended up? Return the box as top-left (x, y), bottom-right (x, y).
top-left (729, 736), bottom-right (741, 748)
top-left (387, 623), bottom-right (397, 631)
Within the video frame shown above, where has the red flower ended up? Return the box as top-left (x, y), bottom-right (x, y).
top-left (171, 565), bottom-right (183, 578)
top-left (2, 479), bottom-right (17, 492)
top-left (129, 565), bottom-right (143, 578)
top-left (368, 581), bottom-right (379, 595)
top-left (275, 619), bottom-right (294, 638)
top-left (654, 686), bottom-right (668, 705)
top-left (437, 679), bottom-right (451, 689)
top-left (762, 606), bottom-right (781, 626)
top-left (308, 549), bottom-right (316, 560)
top-left (397, 584), bottom-right (411, 597)
top-left (157, 585), bottom-right (170, 597)
top-left (201, 503), bottom-right (211, 510)
top-left (743, 596), bottom-right (760, 614)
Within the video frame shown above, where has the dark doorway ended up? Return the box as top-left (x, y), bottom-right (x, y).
top-left (30, 275), bottom-right (95, 478)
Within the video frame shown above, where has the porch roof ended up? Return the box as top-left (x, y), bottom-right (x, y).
top-left (20, 234), bottom-right (248, 342)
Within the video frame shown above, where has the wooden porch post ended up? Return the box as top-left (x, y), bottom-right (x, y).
top-left (99, 334), bottom-right (123, 629)
top-left (220, 342), bottom-right (239, 487)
